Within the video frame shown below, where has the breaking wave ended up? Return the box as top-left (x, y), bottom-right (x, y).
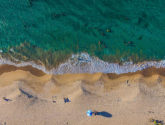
top-left (0, 53), bottom-right (165, 74)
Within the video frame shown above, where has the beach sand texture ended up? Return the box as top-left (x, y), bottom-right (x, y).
top-left (0, 64), bottom-right (165, 125)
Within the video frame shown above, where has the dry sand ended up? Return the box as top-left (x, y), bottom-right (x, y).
top-left (0, 64), bottom-right (165, 125)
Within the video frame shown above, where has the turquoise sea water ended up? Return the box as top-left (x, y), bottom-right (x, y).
top-left (0, 0), bottom-right (165, 68)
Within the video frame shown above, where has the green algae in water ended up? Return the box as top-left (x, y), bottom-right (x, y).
top-left (1, 0), bottom-right (165, 66)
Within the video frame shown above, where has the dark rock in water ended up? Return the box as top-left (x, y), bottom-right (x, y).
top-left (98, 41), bottom-right (108, 48)
top-left (28, 0), bottom-right (37, 7)
top-left (123, 41), bottom-right (136, 47)
top-left (28, 0), bottom-right (33, 7)
top-left (50, 12), bottom-right (66, 20)
top-left (28, 0), bottom-right (41, 7)
top-left (3, 97), bottom-right (12, 102)
top-left (137, 12), bottom-right (149, 29)
top-left (138, 36), bottom-right (143, 40)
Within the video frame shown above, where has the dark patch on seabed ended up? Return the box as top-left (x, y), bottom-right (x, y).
top-left (0, 0), bottom-right (165, 67)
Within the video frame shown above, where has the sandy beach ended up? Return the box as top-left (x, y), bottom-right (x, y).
top-left (0, 64), bottom-right (165, 125)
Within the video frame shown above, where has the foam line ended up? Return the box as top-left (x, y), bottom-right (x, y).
top-left (0, 53), bottom-right (165, 74)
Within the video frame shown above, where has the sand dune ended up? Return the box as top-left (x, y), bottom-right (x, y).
top-left (0, 64), bottom-right (165, 125)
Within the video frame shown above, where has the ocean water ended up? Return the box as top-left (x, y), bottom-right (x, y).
top-left (0, 0), bottom-right (165, 73)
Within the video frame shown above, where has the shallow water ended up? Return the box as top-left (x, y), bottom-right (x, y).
top-left (0, 0), bottom-right (165, 69)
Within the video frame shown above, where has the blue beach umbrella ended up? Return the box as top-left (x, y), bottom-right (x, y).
top-left (86, 110), bottom-right (93, 116)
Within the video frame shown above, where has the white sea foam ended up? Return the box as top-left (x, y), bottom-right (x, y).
top-left (0, 53), bottom-right (165, 74)
top-left (52, 53), bottom-right (165, 74)
top-left (0, 57), bottom-right (50, 74)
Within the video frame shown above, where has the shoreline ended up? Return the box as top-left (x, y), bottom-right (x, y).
top-left (1, 53), bottom-right (165, 75)
top-left (1, 61), bottom-right (165, 94)
top-left (0, 59), bottom-right (165, 125)
top-left (1, 63), bottom-right (165, 79)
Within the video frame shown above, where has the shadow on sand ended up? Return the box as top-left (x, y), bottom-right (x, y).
top-left (95, 111), bottom-right (112, 118)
